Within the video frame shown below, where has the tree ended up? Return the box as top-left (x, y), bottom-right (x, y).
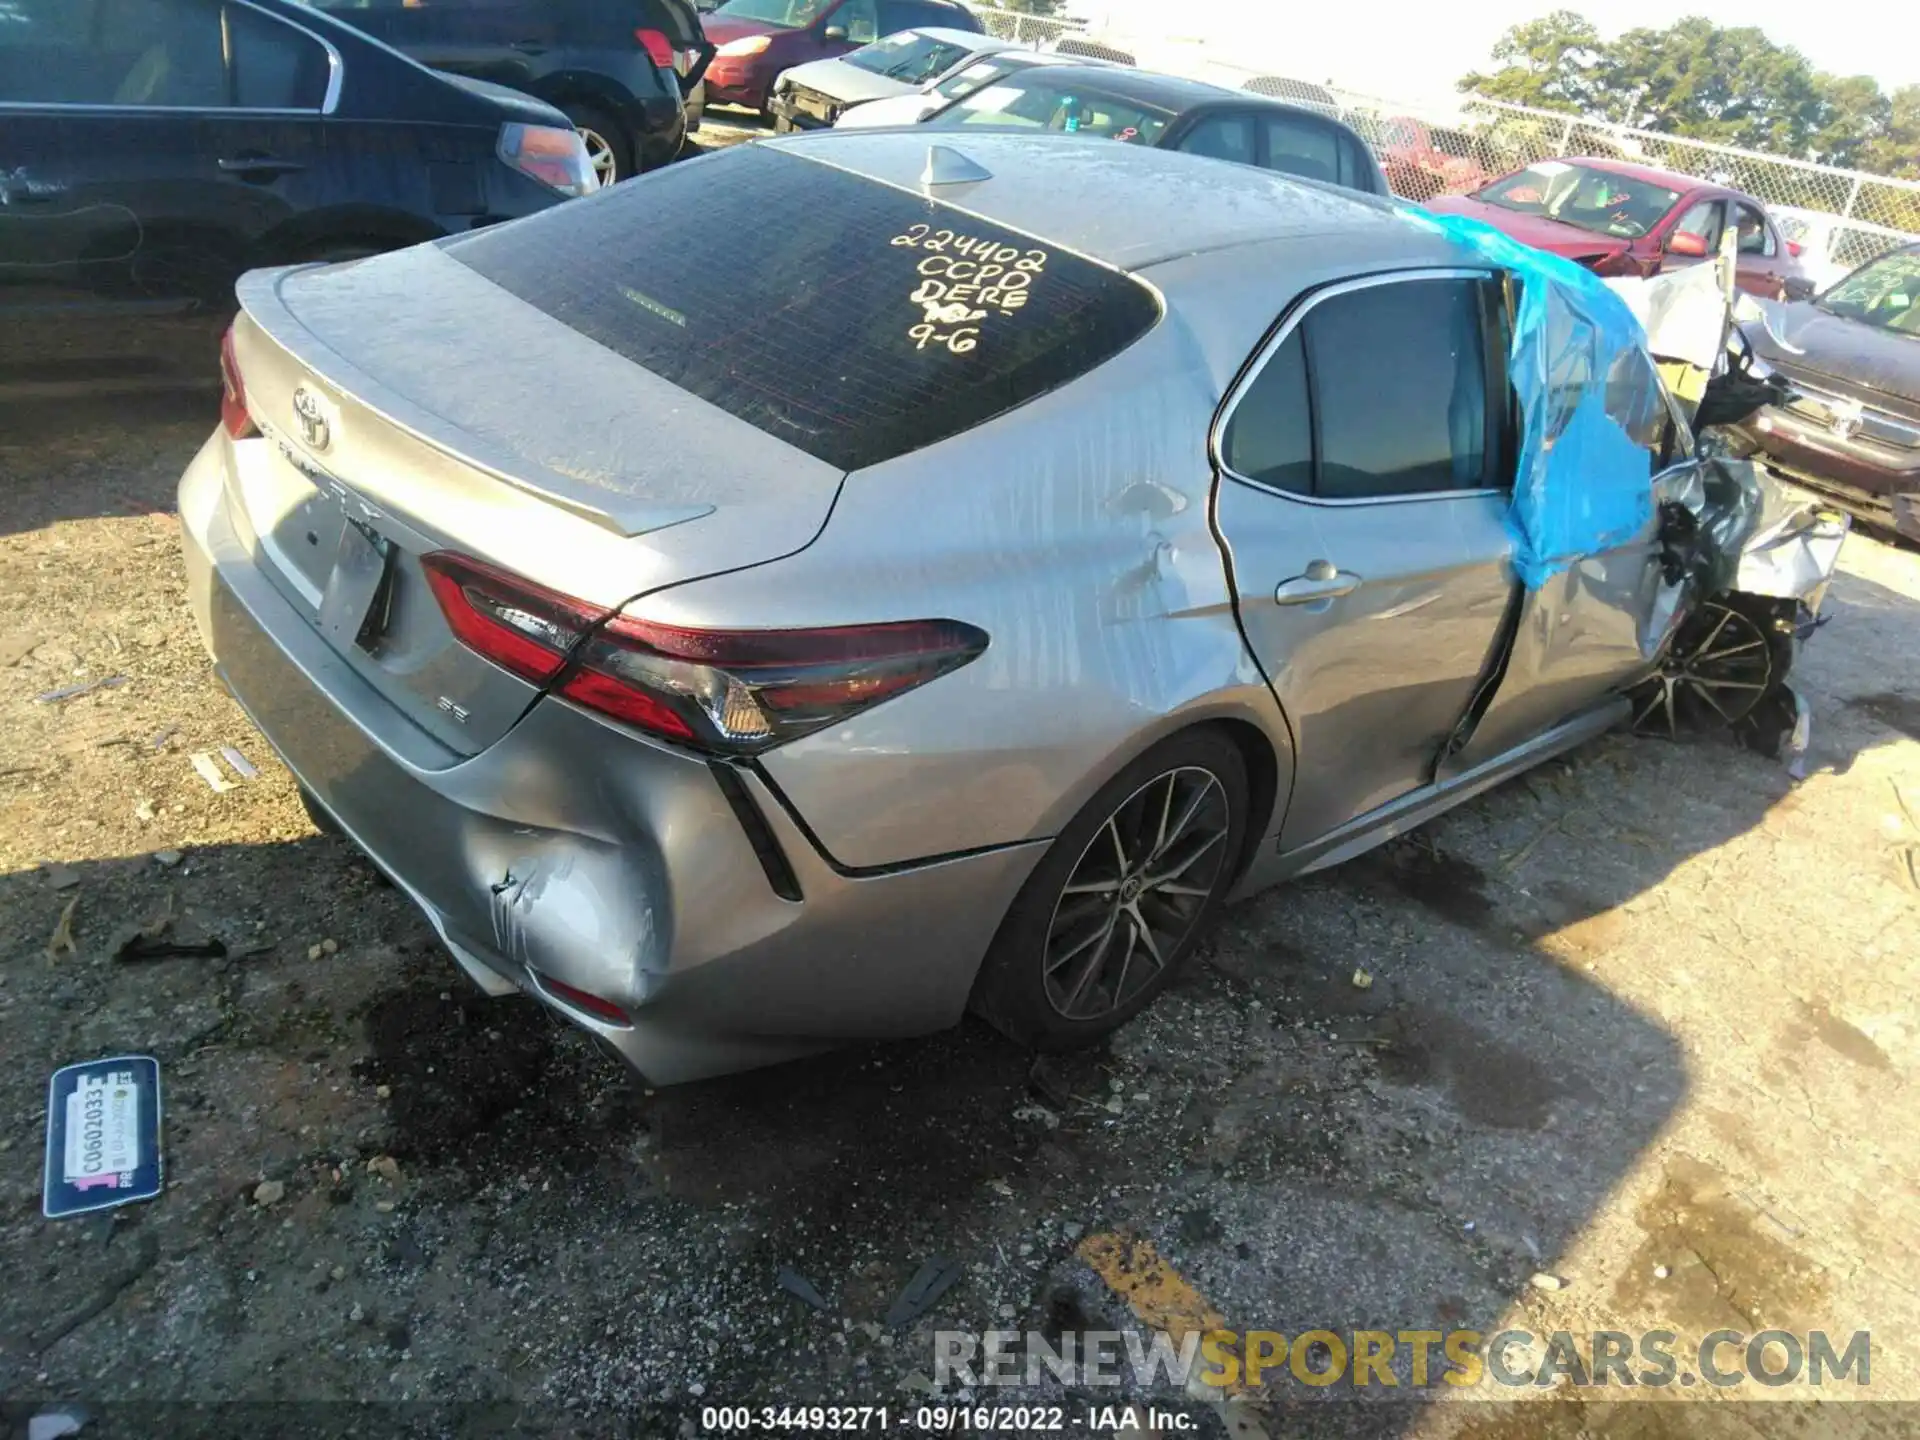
top-left (1457, 9), bottom-right (1605, 114)
top-left (1861, 85), bottom-right (1920, 180)
top-left (1460, 13), bottom-right (1915, 174)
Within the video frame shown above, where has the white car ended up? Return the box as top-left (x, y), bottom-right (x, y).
top-left (836, 47), bottom-right (1118, 129)
top-left (1770, 206), bottom-right (1920, 298)
top-left (769, 28), bottom-right (1014, 132)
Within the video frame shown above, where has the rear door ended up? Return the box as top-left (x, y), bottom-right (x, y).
top-left (0, 0), bottom-right (332, 387)
top-left (1213, 269), bottom-right (1516, 846)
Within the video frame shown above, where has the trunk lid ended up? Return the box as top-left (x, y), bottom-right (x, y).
top-left (226, 243), bottom-right (845, 757)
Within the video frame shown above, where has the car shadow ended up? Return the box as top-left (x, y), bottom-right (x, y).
top-left (0, 390), bottom-right (216, 537)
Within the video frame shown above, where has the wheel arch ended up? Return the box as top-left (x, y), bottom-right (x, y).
top-left (1032, 693), bottom-right (1295, 888)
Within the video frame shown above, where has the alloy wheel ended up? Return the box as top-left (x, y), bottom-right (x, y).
top-left (1042, 766), bottom-right (1232, 1022)
top-left (1632, 601), bottom-right (1775, 738)
top-left (578, 127), bottom-right (619, 185)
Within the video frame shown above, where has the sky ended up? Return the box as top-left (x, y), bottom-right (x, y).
top-left (1078, 0), bottom-right (1920, 104)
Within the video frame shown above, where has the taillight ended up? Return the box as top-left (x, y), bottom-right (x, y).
top-left (497, 122), bottom-right (599, 197)
top-left (421, 552), bottom-right (989, 754)
top-left (634, 26), bottom-right (674, 68)
top-left (219, 324), bottom-right (257, 440)
top-left (420, 552), bottom-right (609, 685)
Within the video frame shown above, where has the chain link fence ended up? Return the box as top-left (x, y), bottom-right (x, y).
top-left (955, 8), bottom-right (1920, 280)
top-left (964, 5), bottom-right (1089, 50)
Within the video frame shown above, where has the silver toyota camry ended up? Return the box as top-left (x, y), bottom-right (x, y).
top-left (179, 130), bottom-right (1840, 1083)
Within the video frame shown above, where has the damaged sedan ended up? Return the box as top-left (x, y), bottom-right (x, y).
top-left (179, 132), bottom-right (1843, 1083)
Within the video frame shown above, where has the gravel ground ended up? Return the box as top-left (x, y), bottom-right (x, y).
top-left (1, 388), bottom-right (1917, 1440)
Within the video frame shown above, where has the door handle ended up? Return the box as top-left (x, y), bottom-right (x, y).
top-left (217, 155), bottom-right (305, 178)
top-left (1275, 559), bottom-right (1362, 606)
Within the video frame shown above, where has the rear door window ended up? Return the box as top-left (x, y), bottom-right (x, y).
top-left (229, 4), bottom-right (332, 109)
top-left (445, 144), bottom-right (1162, 472)
top-left (1259, 113), bottom-right (1345, 186)
top-left (1178, 112), bottom-right (1257, 166)
top-left (1220, 331), bottom-right (1312, 495)
top-left (1222, 276), bottom-right (1502, 500)
top-left (1307, 278), bottom-right (1489, 499)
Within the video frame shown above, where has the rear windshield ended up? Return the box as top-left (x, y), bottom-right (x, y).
top-left (444, 144), bottom-right (1161, 472)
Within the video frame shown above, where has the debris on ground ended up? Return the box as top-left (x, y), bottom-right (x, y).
top-left (108, 893), bottom-right (225, 964)
top-left (46, 895), bottom-right (79, 959)
top-left (1351, 968), bottom-right (1374, 990)
top-left (366, 1155), bottom-right (402, 1184)
top-left (254, 1180), bottom-right (287, 1208)
top-left (221, 746), bottom-right (259, 780)
top-left (777, 1266), bottom-right (833, 1314)
top-left (884, 1256), bottom-right (965, 1329)
top-left (44, 862), bottom-right (80, 891)
top-left (189, 751), bottom-right (234, 793)
top-left (153, 849), bottom-right (183, 868)
top-left (35, 675), bottom-right (127, 705)
top-left (1528, 1272), bottom-right (1566, 1292)
top-left (27, 1404), bottom-right (93, 1440)
top-left (149, 726), bottom-right (178, 750)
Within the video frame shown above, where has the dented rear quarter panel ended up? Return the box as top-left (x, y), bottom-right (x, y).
top-left (625, 307), bottom-right (1295, 871)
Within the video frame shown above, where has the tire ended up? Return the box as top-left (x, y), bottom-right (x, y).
top-left (560, 101), bottom-right (632, 185)
top-left (969, 728), bottom-right (1249, 1051)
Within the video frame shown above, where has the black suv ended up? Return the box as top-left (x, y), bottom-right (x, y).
top-left (311, 0), bottom-right (714, 181)
top-left (0, 0), bottom-right (595, 390)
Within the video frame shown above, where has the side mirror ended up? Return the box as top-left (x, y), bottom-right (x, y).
top-left (823, 24), bottom-right (847, 40)
top-left (1667, 231), bottom-right (1709, 259)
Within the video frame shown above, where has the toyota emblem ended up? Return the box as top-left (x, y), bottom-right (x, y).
top-left (291, 385), bottom-right (334, 453)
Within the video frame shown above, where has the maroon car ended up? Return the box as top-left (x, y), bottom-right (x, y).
top-left (702, 0), bottom-right (981, 116)
top-left (1428, 157), bottom-right (1811, 299)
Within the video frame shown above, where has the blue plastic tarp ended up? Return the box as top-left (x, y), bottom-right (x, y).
top-left (1402, 210), bottom-right (1661, 589)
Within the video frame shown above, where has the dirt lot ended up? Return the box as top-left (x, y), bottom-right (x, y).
top-left (1, 389), bottom-right (1917, 1439)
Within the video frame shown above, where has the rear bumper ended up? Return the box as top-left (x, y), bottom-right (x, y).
top-left (178, 431), bottom-right (1043, 1083)
top-left (704, 57), bottom-right (775, 111)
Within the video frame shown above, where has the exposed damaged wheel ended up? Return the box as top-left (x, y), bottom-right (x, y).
top-left (969, 729), bottom-right (1247, 1051)
top-left (1631, 600), bottom-right (1786, 738)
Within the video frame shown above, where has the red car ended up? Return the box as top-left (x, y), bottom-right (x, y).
top-left (1428, 157), bottom-right (1811, 299)
top-left (702, 0), bottom-right (983, 116)
top-left (1378, 117), bottom-right (1496, 202)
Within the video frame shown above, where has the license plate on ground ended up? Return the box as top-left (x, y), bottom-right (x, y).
top-left (43, 1056), bottom-right (163, 1218)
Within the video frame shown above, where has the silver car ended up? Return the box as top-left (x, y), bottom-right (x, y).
top-left (180, 130), bottom-right (1832, 1084)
